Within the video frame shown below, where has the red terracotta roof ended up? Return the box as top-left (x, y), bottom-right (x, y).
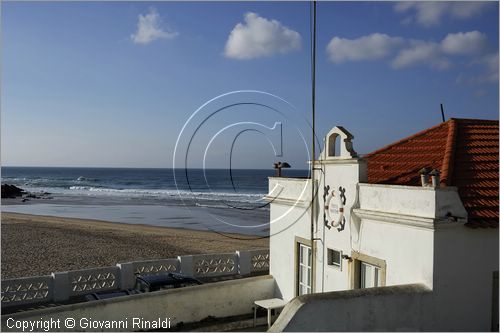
top-left (365, 118), bottom-right (499, 228)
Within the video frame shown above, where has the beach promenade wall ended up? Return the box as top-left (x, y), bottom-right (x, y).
top-left (1, 249), bottom-right (269, 309)
top-left (2, 275), bottom-right (275, 332)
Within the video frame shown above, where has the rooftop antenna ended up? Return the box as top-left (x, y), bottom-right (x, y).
top-left (440, 103), bottom-right (446, 122)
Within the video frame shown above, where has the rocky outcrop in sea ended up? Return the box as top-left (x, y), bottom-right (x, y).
top-left (1, 184), bottom-right (52, 201)
top-left (1, 184), bottom-right (26, 198)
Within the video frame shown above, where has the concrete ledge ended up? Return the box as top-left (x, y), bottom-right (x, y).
top-left (270, 284), bottom-right (431, 332)
top-left (1, 275), bottom-right (276, 332)
top-left (353, 208), bottom-right (437, 230)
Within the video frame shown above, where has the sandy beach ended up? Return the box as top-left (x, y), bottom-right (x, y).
top-left (1, 212), bottom-right (269, 279)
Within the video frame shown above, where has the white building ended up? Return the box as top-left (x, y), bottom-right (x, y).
top-left (267, 118), bottom-right (498, 331)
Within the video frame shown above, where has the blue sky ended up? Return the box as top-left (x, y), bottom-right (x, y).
top-left (2, 1), bottom-right (498, 169)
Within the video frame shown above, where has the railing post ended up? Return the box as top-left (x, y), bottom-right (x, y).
top-left (52, 272), bottom-right (70, 302)
top-left (179, 255), bottom-right (194, 276)
top-left (237, 250), bottom-right (252, 276)
top-left (117, 262), bottom-right (135, 290)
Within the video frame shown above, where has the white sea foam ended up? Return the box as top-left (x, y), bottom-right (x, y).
top-left (67, 186), bottom-right (265, 203)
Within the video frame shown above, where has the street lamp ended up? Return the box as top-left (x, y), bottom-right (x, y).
top-left (273, 161), bottom-right (291, 177)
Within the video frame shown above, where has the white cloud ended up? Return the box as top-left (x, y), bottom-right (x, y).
top-left (394, 2), bottom-right (448, 27)
top-left (394, 2), bottom-right (491, 27)
top-left (471, 53), bottom-right (499, 84)
top-left (441, 31), bottom-right (488, 55)
top-left (450, 2), bottom-right (492, 19)
top-left (392, 40), bottom-right (450, 70)
top-left (326, 33), bottom-right (403, 63)
top-left (392, 30), bottom-right (490, 70)
top-left (224, 12), bottom-right (301, 60)
top-left (327, 30), bottom-right (494, 75)
top-left (131, 8), bottom-right (178, 45)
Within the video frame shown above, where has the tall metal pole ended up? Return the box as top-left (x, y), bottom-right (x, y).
top-left (310, 0), bottom-right (317, 294)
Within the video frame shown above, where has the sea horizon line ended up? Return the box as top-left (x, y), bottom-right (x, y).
top-left (1, 165), bottom-right (310, 171)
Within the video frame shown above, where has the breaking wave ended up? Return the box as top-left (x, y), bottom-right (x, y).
top-left (67, 186), bottom-right (266, 203)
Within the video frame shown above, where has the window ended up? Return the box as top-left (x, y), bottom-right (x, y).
top-left (297, 243), bottom-right (312, 296)
top-left (349, 251), bottom-right (386, 289)
top-left (327, 248), bottom-right (342, 269)
top-left (360, 262), bottom-right (380, 288)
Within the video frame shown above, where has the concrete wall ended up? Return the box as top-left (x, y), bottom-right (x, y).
top-left (267, 177), bottom-right (312, 207)
top-left (269, 200), bottom-right (311, 300)
top-left (431, 227), bottom-right (499, 331)
top-left (355, 218), bottom-right (434, 287)
top-left (314, 163), bottom-right (437, 291)
top-left (358, 183), bottom-right (468, 221)
top-left (267, 177), bottom-right (314, 301)
top-left (2, 275), bottom-right (275, 332)
top-left (270, 284), bottom-right (431, 331)
top-left (358, 183), bottom-right (437, 217)
top-left (272, 255), bottom-right (499, 333)
top-left (1, 275), bottom-right (53, 307)
top-left (268, 160), bottom-right (444, 300)
top-left (1, 249), bottom-right (269, 309)
top-left (269, 173), bottom-right (498, 330)
top-left (315, 158), bottom-right (368, 294)
top-left (268, 154), bottom-right (472, 296)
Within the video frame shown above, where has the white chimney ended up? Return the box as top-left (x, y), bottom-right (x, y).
top-left (430, 169), bottom-right (441, 188)
top-left (419, 167), bottom-right (431, 187)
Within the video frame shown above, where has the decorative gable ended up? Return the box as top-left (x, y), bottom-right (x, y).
top-left (322, 126), bottom-right (358, 159)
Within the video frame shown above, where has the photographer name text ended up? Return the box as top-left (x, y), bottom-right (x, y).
top-left (6, 317), bottom-right (172, 332)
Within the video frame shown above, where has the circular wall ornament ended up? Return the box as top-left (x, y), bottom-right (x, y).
top-left (325, 189), bottom-right (344, 228)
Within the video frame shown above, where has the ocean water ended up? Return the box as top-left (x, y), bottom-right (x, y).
top-left (1, 167), bottom-right (309, 236)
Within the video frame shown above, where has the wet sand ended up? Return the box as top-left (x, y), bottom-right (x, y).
top-left (1, 212), bottom-right (269, 279)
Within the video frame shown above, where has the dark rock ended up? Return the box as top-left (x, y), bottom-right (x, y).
top-left (1, 184), bottom-right (26, 198)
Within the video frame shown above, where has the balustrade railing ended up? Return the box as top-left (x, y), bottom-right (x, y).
top-left (1, 249), bottom-right (269, 308)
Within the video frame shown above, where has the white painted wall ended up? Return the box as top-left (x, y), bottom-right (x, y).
top-left (268, 126), bottom-right (498, 330)
top-left (268, 154), bottom-right (444, 299)
top-left (358, 183), bottom-right (468, 220)
top-left (271, 228), bottom-right (500, 332)
top-left (314, 159), bottom-right (366, 293)
top-left (268, 177), bottom-right (313, 301)
top-left (315, 163), bottom-right (443, 293)
top-left (355, 219), bottom-right (434, 287)
top-left (358, 183), bottom-right (437, 217)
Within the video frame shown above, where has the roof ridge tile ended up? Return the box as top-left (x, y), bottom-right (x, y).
top-left (441, 119), bottom-right (457, 186)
